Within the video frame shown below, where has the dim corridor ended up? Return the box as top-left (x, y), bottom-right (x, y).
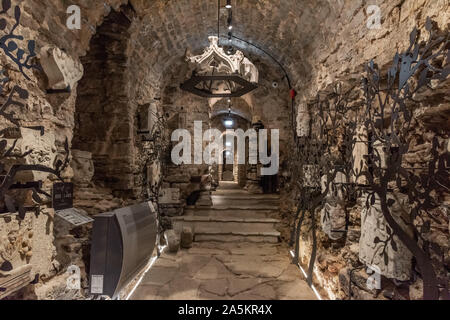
top-left (130, 182), bottom-right (316, 300)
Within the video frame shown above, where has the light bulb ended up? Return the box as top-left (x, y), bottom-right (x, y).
top-left (224, 120), bottom-right (234, 127)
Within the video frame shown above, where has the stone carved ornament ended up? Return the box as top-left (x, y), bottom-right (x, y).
top-left (296, 103), bottom-right (311, 137)
top-left (40, 46), bottom-right (84, 90)
top-left (4, 128), bottom-right (57, 182)
top-left (186, 36), bottom-right (259, 84)
top-left (70, 150), bottom-right (94, 187)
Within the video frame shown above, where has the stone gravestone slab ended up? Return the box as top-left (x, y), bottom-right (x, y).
top-left (320, 173), bottom-right (347, 240)
top-left (359, 193), bottom-right (413, 281)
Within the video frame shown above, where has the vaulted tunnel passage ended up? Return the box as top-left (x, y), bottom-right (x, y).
top-left (0, 0), bottom-right (449, 302)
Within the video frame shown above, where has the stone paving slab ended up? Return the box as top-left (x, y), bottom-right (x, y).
top-left (131, 242), bottom-right (317, 300)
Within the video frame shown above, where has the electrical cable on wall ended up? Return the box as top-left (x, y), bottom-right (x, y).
top-left (221, 34), bottom-right (298, 140)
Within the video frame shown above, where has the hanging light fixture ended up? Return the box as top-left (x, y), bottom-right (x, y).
top-left (225, 0), bottom-right (232, 9)
top-left (224, 101), bottom-right (234, 127)
top-left (181, 1), bottom-right (258, 98)
top-left (227, 8), bottom-right (233, 30)
top-left (226, 2), bottom-right (233, 47)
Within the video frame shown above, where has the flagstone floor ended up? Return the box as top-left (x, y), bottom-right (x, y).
top-left (130, 241), bottom-right (316, 300)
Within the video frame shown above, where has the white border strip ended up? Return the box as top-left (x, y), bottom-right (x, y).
top-left (125, 245), bottom-right (167, 300)
top-left (290, 250), bottom-right (323, 300)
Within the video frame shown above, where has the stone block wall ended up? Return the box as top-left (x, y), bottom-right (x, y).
top-left (0, 1), bottom-right (167, 299)
top-left (285, 1), bottom-right (450, 300)
top-left (1, 0), bottom-right (448, 301)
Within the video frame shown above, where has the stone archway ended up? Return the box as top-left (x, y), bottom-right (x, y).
top-left (72, 4), bottom-right (136, 200)
top-left (210, 108), bottom-right (251, 188)
top-left (221, 149), bottom-right (234, 181)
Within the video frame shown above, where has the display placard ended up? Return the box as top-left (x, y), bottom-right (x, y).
top-left (52, 182), bottom-right (74, 211)
top-left (55, 208), bottom-right (93, 226)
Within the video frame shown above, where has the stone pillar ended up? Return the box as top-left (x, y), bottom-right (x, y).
top-left (244, 120), bottom-right (264, 194)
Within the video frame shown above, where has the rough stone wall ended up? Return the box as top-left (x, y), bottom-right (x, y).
top-left (0, 0), bottom-right (163, 299)
top-left (73, 5), bottom-right (135, 194)
top-left (73, 4), bottom-right (165, 200)
top-left (161, 83), bottom-right (210, 211)
top-left (293, 0), bottom-right (450, 99)
top-left (1, 0), bottom-right (446, 301)
top-left (0, 0), bottom-right (127, 299)
top-left (286, 2), bottom-right (450, 300)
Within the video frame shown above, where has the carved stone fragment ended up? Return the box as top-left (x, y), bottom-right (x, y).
top-left (40, 47), bottom-right (84, 90)
top-left (70, 150), bottom-right (94, 187)
top-left (5, 128), bottom-right (56, 182)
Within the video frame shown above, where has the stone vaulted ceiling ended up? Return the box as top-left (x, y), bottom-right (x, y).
top-left (25, 0), bottom-right (449, 100)
top-left (131, 0), bottom-right (335, 84)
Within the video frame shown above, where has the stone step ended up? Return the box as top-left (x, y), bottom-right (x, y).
top-left (184, 208), bottom-right (278, 219)
top-left (212, 197), bottom-right (279, 207)
top-left (195, 230), bottom-right (280, 244)
top-left (177, 183), bottom-right (282, 244)
top-left (212, 189), bottom-right (253, 195)
top-left (217, 182), bottom-right (241, 190)
top-left (173, 218), bottom-right (280, 244)
top-left (208, 204), bottom-right (280, 210)
top-left (173, 217), bottom-right (278, 235)
top-left (173, 216), bottom-right (279, 233)
top-left (173, 216), bottom-right (280, 223)
top-left (211, 194), bottom-right (280, 200)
